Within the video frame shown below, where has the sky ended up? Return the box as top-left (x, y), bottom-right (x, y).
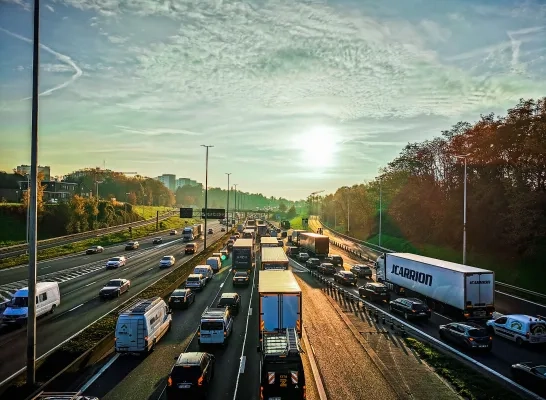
top-left (1, 0), bottom-right (546, 200)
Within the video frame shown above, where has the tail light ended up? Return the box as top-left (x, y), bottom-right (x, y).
top-left (167, 377), bottom-right (172, 387)
top-left (198, 375), bottom-right (204, 386)
top-left (224, 330), bottom-right (227, 337)
top-left (468, 337), bottom-right (474, 342)
top-left (526, 332), bottom-right (530, 338)
top-left (303, 385), bottom-right (307, 399)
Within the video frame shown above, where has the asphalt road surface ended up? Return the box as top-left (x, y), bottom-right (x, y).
top-left (293, 250), bottom-right (546, 398)
top-left (0, 222), bottom-right (226, 383)
top-left (0, 222), bottom-right (222, 302)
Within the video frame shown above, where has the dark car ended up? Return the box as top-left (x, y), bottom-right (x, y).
top-left (358, 282), bottom-right (390, 302)
top-left (306, 258), bottom-right (321, 269)
top-left (217, 293), bottom-right (241, 315)
top-left (324, 255), bottom-right (343, 268)
top-left (99, 278), bottom-right (130, 299)
top-left (152, 237), bottom-right (163, 244)
top-left (439, 322), bottom-right (492, 351)
top-left (317, 262), bottom-right (336, 275)
top-left (208, 228), bottom-right (214, 234)
top-left (185, 243), bottom-right (197, 254)
top-left (86, 245), bottom-right (104, 255)
top-left (233, 272), bottom-right (250, 286)
top-left (389, 298), bottom-right (431, 320)
top-left (169, 288), bottom-right (195, 309)
top-left (334, 271), bottom-right (357, 286)
top-left (511, 362), bottom-right (546, 395)
top-left (221, 227), bottom-right (226, 232)
top-left (170, 230), bottom-right (178, 235)
top-left (125, 241), bottom-right (139, 250)
top-left (166, 352), bottom-right (215, 400)
top-left (350, 264), bottom-right (373, 279)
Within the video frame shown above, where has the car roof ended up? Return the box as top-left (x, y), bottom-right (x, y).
top-left (321, 262), bottom-right (333, 266)
top-left (108, 278), bottom-right (124, 283)
top-left (221, 292), bottom-right (238, 298)
top-left (339, 271), bottom-right (353, 274)
top-left (405, 297), bottom-right (425, 304)
top-left (175, 352), bottom-right (205, 366)
top-left (367, 282), bottom-right (386, 287)
top-left (454, 321), bottom-right (483, 329)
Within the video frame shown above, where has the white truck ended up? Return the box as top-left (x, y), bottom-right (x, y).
top-left (376, 253), bottom-right (495, 320)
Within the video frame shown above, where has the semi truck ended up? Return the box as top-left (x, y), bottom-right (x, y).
top-left (237, 224), bottom-right (244, 233)
top-left (298, 232), bottom-right (329, 257)
top-left (182, 224), bottom-right (203, 242)
top-left (242, 228), bottom-right (256, 241)
top-left (261, 247), bottom-right (289, 270)
top-left (246, 219), bottom-right (257, 227)
top-left (257, 223), bottom-right (268, 237)
top-left (260, 237), bottom-right (278, 249)
top-left (258, 270), bottom-right (302, 338)
top-left (289, 230), bottom-right (306, 245)
top-left (376, 253), bottom-right (495, 320)
top-left (232, 239), bottom-right (255, 274)
top-left (258, 328), bottom-right (306, 400)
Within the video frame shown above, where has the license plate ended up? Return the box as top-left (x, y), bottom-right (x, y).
top-left (118, 347), bottom-right (128, 351)
top-left (174, 299), bottom-right (180, 302)
top-left (201, 334), bottom-right (211, 337)
top-left (479, 345), bottom-right (488, 347)
top-left (419, 312), bottom-right (426, 315)
top-left (269, 398), bottom-right (281, 400)
top-left (178, 384), bottom-right (191, 389)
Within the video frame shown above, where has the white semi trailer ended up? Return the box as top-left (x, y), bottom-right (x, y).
top-left (376, 253), bottom-right (495, 320)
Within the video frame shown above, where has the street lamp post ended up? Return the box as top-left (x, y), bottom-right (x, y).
top-left (233, 184), bottom-right (238, 221)
top-left (201, 145), bottom-right (213, 250)
top-left (226, 173), bottom-right (231, 227)
top-left (454, 154), bottom-right (470, 265)
top-left (95, 181), bottom-right (103, 227)
top-left (27, 0), bottom-right (41, 385)
top-left (379, 177), bottom-right (382, 248)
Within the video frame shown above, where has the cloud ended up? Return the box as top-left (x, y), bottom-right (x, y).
top-left (0, 27), bottom-right (83, 100)
top-left (45, 4), bottom-right (54, 12)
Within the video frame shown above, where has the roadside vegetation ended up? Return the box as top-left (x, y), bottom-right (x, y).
top-left (317, 98), bottom-right (546, 293)
top-left (404, 338), bottom-right (525, 400)
top-left (3, 232), bottom-right (231, 399)
top-left (0, 216), bottom-right (194, 270)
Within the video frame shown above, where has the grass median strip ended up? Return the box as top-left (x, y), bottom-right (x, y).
top-left (0, 216), bottom-right (194, 270)
top-left (404, 338), bottom-right (525, 400)
top-left (2, 232), bottom-right (232, 399)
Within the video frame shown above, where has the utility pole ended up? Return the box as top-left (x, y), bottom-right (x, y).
top-left (27, 0), bottom-right (41, 386)
top-left (226, 173), bottom-right (231, 227)
top-left (201, 145), bottom-right (213, 250)
top-left (95, 180), bottom-right (103, 227)
top-left (454, 154), bottom-right (470, 265)
top-left (379, 176), bottom-right (382, 247)
top-left (347, 197), bottom-right (350, 233)
top-left (233, 184), bottom-right (238, 221)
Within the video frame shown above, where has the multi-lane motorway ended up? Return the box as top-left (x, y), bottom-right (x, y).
top-left (300, 236), bottom-right (546, 397)
top-left (0, 221), bottom-right (225, 383)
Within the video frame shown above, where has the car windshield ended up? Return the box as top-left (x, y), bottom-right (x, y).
top-left (187, 276), bottom-right (200, 282)
top-left (372, 286), bottom-right (386, 292)
top-left (171, 365), bottom-right (202, 382)
top-left (107, 280), bottom-right (122, 287)
top-left (90, 246), bottom-right (98, 249)
top-left (218, 298), bottom-right (235, 306)
top-left (109, 258), bottom-right (121, 262)
top-left (128, 242), bottom-right (134, 245)
top-left (201, 321), bottom-right (224, 330)
top-left (10, 296), bottom-right (28, 307)
top-left (172, 290), bottom-right (186, 296)
top-left (234, 272), bottom-right (247, 277)
top-left (468, 328), bottom-right (488, 337)
top-left (162, 256), bottom-right (172, 261)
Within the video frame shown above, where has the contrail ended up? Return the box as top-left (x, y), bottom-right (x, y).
top-left (0, 26), bottom-right (83, 100)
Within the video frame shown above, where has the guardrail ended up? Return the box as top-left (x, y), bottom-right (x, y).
top-left (0, 209), bottom-right (176, 259)
top-left (310, 216), bottom-right (546, 305)
top-left (298, 260), bottom-right (545, 400)
top-left (0, 229), bottom-right (233, 398)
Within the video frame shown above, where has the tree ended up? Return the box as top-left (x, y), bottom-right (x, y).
top-left (278, 202), bottom-right (287, 212)
top-left (127, 192), bottom-right (137, 205)
top-left (286, 205), bottom-right (297, 219)
top-left (22, 172), bottom-right (46, 213)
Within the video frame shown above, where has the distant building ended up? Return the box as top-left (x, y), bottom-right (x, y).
top-left (156, 174), bottom-right (176, 191)
top-left (176, 178), bottom-right (199, 189)
top-left (16, 165), bottom-right (51, 181)
top-left (18, 180), bottom-right (78, 202)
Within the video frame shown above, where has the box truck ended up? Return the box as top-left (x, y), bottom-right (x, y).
top-left (257, 223), bottom-right (268, 237)
top-left (289, 230), bottom-right (306, 245)
top-left (258, 270), bottom-right (302, 339)
top-left (182, 224), bottom-right (203, 242)
top-left (261, 247), bottom-right (289, 270)
top-left (260, 237), bottom-right (279, 249)
top-left (298, 232), bottom-right (329, 257)
top-left (242, 229), bottom-right (256, 241)
top-left (246, 219), bottom-right (257, 227)
top-left (376, 253), bottom-right (495, 319)
top-left (232, 238), bottom-right (255, 274)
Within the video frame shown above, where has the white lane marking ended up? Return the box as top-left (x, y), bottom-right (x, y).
top-left (239, 356), bottom-right (246, 374)
top-left (248, 307), bottom-right (252, 316)
top-left (79, 353), bottom-right (120, 393)
top-left (220, 282), bottom-right (224, 288)
top-left (147, 267), bottom-right (154, 271)
top-left (232, 264), bottom-right (257, 399)
top-left (84, 281), bottom-right (97, 288)
top-left (40, 265), bottom-right (54, 270)
top-left (68, 303), bottom-right (84, 312)
top-left (496, 291), bottom-right (546, 309)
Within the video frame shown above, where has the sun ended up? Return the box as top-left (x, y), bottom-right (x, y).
top-left (296, 126), bottom-right (339, 169)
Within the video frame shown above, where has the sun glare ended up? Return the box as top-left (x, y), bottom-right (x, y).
top-left (297, 126), bottom-right (339, 169)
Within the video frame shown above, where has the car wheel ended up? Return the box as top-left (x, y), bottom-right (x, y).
top-left (404, 312), bottom-right (409, 320)
top-left (439, 330), bottom-right (445, 339)
top-left (389, 305), bottom-right (393, 312)
top-left (116, 291), bottom-right (120, 298)
top-left (50, 304), bottom-right (56, 314)
top-left (515, 337), bottom-right (523, 346)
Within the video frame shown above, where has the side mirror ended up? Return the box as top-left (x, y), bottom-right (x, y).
top-left (256, 346), bottom-right (261, 353)
top-left (174, 354), bottom-right (180, 360)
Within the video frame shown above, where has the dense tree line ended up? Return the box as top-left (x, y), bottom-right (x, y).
top-left (319, 98), bottom-right (546, 258)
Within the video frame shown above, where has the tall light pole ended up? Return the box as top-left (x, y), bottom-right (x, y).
top-left (95, 180), bottom-right (103, 227)
top-left (201, 145), bottom-right (213, 250)
top-left (379, 176), bottom-right (382, 247)
top-left (233, 184), bottom-right (238, 221)
top-left (225, 173), bottom-right (231, 226)
top-left (27, 0), bottom-right (41, 386)
top-left (347, 197), bottom-right (350, 233)
top-left (455, 154), bottom-right (470, 265)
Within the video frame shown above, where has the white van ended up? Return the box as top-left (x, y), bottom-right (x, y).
top-left (486, 313), bottom-right (546, 345)
top-left (206, 257), bottom-right (222, 273)
top-left (198, 307), bottom-right (233, 347)
top-left (186, 274), bottom-right (206, 290)
top-left (193, 265), bottom-right (214, 283)
top-left (1, 282), bottom-right (60, 326)
top-left (115, 297), bottom-right (172, 354)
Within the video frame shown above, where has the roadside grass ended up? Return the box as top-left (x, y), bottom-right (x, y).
top-left (3, 233), bottom-right (231, 399)
top-left (0, 216), bottom-right (195, 270)
top-left (132, 206), bottom-right (172, 219)
top-left (0, 203), bottom-right (21, 207)
top-left (366, 233), bottom-right (542, 293)
top-left (404, 338), bottom-right (525, 400)
top-left (289, 216), bottom-right (306, 230)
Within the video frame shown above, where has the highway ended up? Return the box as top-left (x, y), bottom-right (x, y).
top-left (295, 245), bottom-right (546, 397)
top-left (0, 221), bottom-right (225, 383)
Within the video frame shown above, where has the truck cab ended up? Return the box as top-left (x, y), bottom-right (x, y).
top-left (258, 328), bottom-right (306, 400)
